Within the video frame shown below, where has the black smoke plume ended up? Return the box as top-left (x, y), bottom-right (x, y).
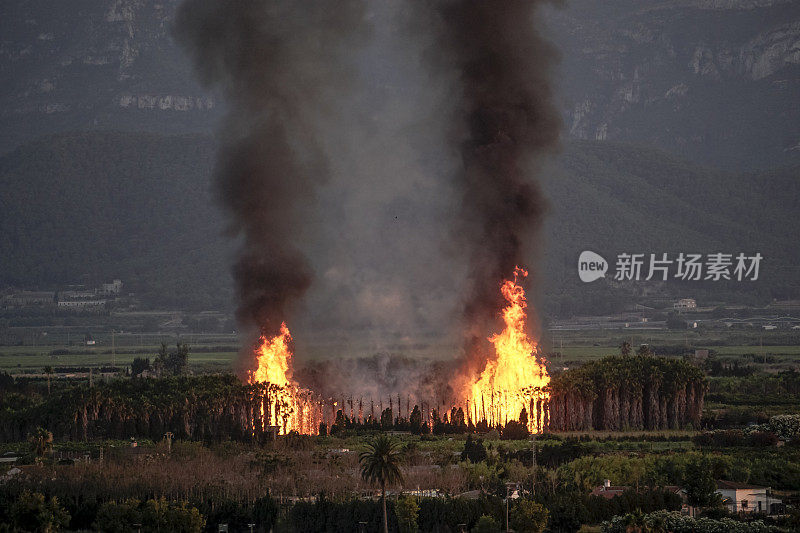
top-left (174, 2), bottom-right (367, 346)
top-left (431, 0), bottom-right (561, 365)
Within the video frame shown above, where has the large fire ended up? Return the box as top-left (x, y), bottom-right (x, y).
top-left (465, 267), bottom-right (550, 432)
top-left (247, 268), bottom-right (549, 436)
top-left (248, 323), bottom-right (320, 435)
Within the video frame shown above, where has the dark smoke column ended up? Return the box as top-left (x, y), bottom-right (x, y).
top-left (174, 2), bottom-right (367, 344)
top-left (433, 0), bottom-right (561, 362)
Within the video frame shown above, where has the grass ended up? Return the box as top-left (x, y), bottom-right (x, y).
top-left (0, 344), bottom-right (237, 373)
top-left (545, 328), bottom-right (800, 366)
top-left (2, 327), bottom-right (798, 374)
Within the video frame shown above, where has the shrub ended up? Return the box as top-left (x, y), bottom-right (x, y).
top-left (472, 514), bottom-right (501, 533)
top-left (510, 500), bottom-right (548, 533)
top-left (94, 499), bottom-right (142, 533)
top-left (747, 431), bottom-right (779, 447)
top-left (94, 498), bottom-right (204, 533)
top-left (395, 496), bottom-right (419, 533)
top-left (602, 510), bottom-right (771, 533)
top-left (501, 420), bottom-right (529, 440)
top-left (10, 490), bottom-right (70, 532)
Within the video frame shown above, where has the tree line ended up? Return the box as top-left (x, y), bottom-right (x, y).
top-left (0, 353), bottom-right (705, 442)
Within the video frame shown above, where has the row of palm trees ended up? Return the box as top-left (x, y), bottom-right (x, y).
top-left (0, 375), bottom-right (267, 442)
top-left (2, 354), bottom-right (705, 441)
top-left (546, 355), bottom-right (706, 431)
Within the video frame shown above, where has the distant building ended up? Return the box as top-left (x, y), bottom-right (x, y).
top-left (590, 480), bottom-right (685, 504)
top-left (590, 479), bottom-right (628, 499)
top-left (100, 279), bottom-right (123, 295)
top-left (674, 298), bottom-right (697, 310)
top-left (716, 480), bottom-right (782, 515)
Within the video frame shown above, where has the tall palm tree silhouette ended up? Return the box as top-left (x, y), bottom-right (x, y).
top-left (359, 435), bottom-right (404, 533)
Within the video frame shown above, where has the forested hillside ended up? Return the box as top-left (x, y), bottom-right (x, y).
top-left (0, 131), bottom-right (230, 310)
top-left (540, 141), bottom-right (800, 316)
top-left (1, 132), bottom-right (797, 315)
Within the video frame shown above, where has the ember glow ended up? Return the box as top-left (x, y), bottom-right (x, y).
top-left (248, 323), bottom-right (321, 435)
top-left (465, 267), bottom-right (550, 433)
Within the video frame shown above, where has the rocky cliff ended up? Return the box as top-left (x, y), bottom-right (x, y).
top-left (1, 0), bottom-right (798, 168)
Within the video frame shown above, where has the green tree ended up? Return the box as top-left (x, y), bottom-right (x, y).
top-left (395, 495), bottom-right (419, 533)
top-left (141, 498), bottom-right (205, 533)
top-left (131, 357), bottom-right (150, 377)
top-left (542, 493), bottom-right (584, 533)
top-left (683, 455), bottom-right (720, 508)
top-left (360, 435), bottom-right (404, 533)
top-left (409, 405), bottom-right (423, 435)
top-left (666, 313), bottom-right (687, 330)
top-left (462, 435), bottom-right (488, 463)
top-left (380, 408), bottom-right (393, 429)
top-left (10, 490), bottom-right (70, 532)
top-left (94, 499), bottom-right (142, 533)
top-left (620, 509), bottom-right (647, 533)
top-left (154, 343), bottom-right (189, 375)
top-left (510, 500), bottom-right (549, 533)
top-left (28, 427), bottom-right (53, 463)
top-left (501, 419), bottom-right (529, 440)
top-left (472, 515), bottom-right (501, 533)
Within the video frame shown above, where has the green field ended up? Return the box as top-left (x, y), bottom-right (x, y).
top-left (2, 327), bottom-right (799, 375)
top-left (0, 344), bottom-right (237, 374)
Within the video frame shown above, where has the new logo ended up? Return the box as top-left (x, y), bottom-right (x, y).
top-left (578, 251), bottom-right (608, 283)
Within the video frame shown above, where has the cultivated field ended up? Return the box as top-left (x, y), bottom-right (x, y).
top-left (2, 328), bottom-right (799, 374)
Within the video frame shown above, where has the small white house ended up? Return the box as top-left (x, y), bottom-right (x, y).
top-left (716, 480), bottom-right (781, 515)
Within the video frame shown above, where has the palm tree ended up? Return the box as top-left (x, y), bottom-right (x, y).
top-left (620, 341), bottom-right (632, 357)
top-left (28, 427), bottom-right (53, 463)
top-left (359, 435), bottom-right (404, 533)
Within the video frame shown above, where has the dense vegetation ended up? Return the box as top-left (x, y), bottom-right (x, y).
top-left (601, 510), bottom-right (772, 533)
top-left (1, 431), bottom-right (798, 532)
top-left (0, 354), bottom-right (706, 441)
top-left (0, 374), bottom-right (261, 442)
top-left (548, 354), bottom-right (705, 431)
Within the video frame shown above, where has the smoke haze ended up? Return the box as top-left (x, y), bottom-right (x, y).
top-left (429, 0), bottom-right (562, 371)
top-left (174, 1), bottom-right (370, 357)
top-left (175, 1), bottom-right (560, 395)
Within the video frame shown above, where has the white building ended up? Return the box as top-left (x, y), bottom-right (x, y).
top-left (716, 480), bottom-right (781, 515)
top-left (674, 298), bottom-right (697, 310)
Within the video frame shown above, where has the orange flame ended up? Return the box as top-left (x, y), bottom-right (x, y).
top-left (248, 322), bottom-right (320, 435)
top-left (250, 322), bottom-right (294, 388)
top-left (466, 266), bottom-right (550, 432)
